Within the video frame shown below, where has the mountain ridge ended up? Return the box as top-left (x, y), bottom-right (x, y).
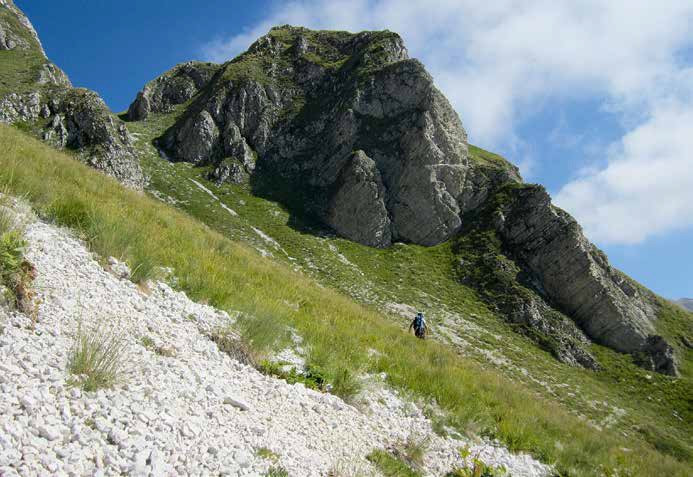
top-left (125, 24), bottom-right (679, 375)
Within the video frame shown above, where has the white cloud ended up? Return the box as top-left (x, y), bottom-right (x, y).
top-left (200, 0), bottom-right (693, 244)
top-left (555, 100), bottom-right (693, 244)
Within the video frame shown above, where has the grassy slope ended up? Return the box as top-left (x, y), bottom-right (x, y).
top-left (3, 124), bottom-right (690, 476)
top-left (0, 6), bottom-right (46, 97)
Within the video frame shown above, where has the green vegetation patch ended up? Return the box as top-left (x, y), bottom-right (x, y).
top-left (68, 321), bottom-right (128, 391)
top-left (367, 449), bottom-right (421, 477)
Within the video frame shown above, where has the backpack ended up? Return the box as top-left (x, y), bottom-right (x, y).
top-left (413, 314), bottom-right (425, 337)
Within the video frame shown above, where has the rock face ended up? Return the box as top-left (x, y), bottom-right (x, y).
top-left (493, 185), bottom-right (677, 375)
top-left (0, 88), bottom-right (145, 188)
top-left (326, 150), bottom-right (391, 247)
top-left (0, 0), bottom-right (144, 188)
top-left (127, 61), bottom-right (221, 120)
top-left (148, 26), bottom-right (519, 247)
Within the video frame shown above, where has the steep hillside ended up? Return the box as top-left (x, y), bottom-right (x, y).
top-left (2, 124), bottom-right (692, 476)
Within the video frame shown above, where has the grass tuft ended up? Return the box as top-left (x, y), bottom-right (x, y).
top-left (367, 449), bottom-right (421, 477)
top-left (68, 320), bottom-right (128, 391)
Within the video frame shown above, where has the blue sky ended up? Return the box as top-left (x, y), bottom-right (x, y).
top-left (18, 0), bottom-right (693, 299)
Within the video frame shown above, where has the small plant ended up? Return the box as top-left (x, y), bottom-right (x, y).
top-left (445, 446), bottom-right (506, 477)
top-left (0, 224), bottom-right (36, 315)
top-left (140, 335), bottom-right (176, 357)
top-left (140, 335), bottom-right (155, 349)
top-left (209, 327), bottom-right (258, 367)
top-left (68, 321), bottom-right (128, 391)
top-left (259, 360), bottom-right (326, 391)
top-left (366, 449), bottom-right (421, 477)
top-left (265, 466), bottom-right (289, 477)
top-left (256, 447), bottom-right (279, 461)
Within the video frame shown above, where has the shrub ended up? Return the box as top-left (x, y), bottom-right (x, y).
top-left (68, 321), bottom-right (128, 391)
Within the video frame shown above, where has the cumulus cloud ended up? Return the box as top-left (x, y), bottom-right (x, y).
top-left (555, 100), bottom-right (693, 244)
top-left (200, 0), bottom-right (693, 244)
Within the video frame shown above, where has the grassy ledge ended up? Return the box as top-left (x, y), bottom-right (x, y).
top-left (0, 124), bottom-right (691, 476)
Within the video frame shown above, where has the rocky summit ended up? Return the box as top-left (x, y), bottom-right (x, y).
top-left (126, 25), bottom-right (678, 375)
top-left (0, 0), bottom-right (144, 188)
top-left (149, 26), bottom-right (520, 248)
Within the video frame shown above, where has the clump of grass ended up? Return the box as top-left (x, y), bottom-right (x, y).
top-left (68, 321), bottom-right (128, 391)
top-left (256, 447), bottom-right (279, 461)
top-left (396, 434), bottom-right (429, 468)
top-left (265, 466), bottom-right (289, 477)
top-left (0, 203), bottom-right (36, 315)
top-left (209, 326), bottom-right (259, 367)
top-left (366, 449), bottom-right (421, 477)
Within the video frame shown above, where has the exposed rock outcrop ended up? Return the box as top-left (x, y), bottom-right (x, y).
top-left (127, 61), bottom-right (221, 120)
top-left (152, 26), bottom-right (519, 247)
top-left (0, 0), bottom-right (144, 188)
top-left (326, 150), bottom-right (391, 247)
top-left (492, 185), bottom-right (677, 375)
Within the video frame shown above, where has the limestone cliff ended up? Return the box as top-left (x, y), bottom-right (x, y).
top-left (0, 0), bottom-right (144, 188)
top-left (147, 26), bottom-right (520, 247)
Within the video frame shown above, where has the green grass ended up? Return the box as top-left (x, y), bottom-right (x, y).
top-left (1, 124), bottom-right (691, 476)
top-left (367, 449), bottom-right (421, 477)
top-left (265, 466), bottom-right (289, 477)
top-left (68, 320), bottom-right (128, 391)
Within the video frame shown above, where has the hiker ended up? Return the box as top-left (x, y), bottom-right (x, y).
top-left (409, 312), bottom-right (427, 339)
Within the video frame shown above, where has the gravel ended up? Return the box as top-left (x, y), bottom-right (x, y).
top-left (0, 207), bottom-right (551, 476)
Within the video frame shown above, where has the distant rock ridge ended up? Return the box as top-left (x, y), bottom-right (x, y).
top-left (125, 25), bottom-right (677, 374)
top-left (675, 298), bottom-right (693, 312)
top-left (493, 185), bottom-right (676, 375)
top-left (0, 0), bottom-right (145, 188)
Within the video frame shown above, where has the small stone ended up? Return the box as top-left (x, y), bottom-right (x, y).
top-left (223, 397), bottom-right (249, 411)
top-left (38, 426), bottom-right (61, 441)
